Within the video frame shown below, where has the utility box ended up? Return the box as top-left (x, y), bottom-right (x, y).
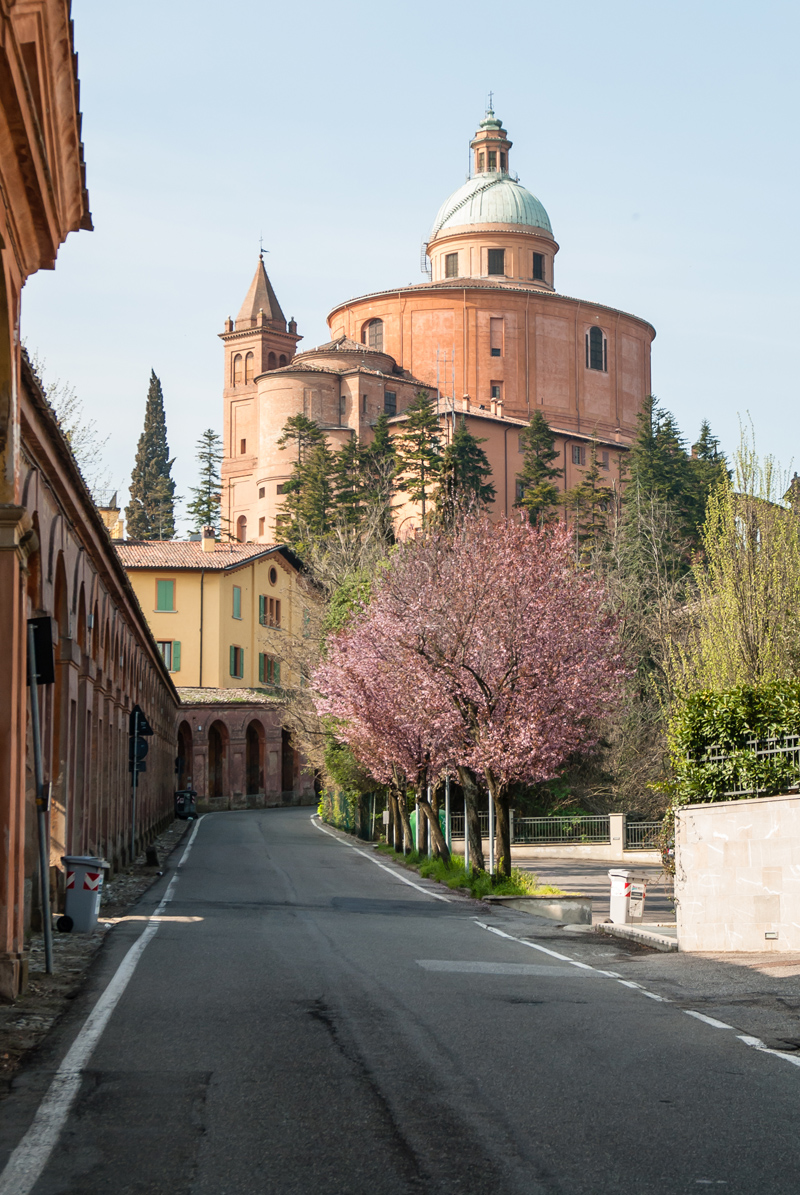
top-left (608, 869), bottom-right (647, 924)
top-left (61, 855), bottom-right (108, 933)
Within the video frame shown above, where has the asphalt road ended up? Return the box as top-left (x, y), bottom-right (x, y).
top-left (1, 808), bottom-right (799, 1195)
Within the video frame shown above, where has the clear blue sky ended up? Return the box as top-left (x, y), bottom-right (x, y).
top-left (23, 0), bottom-right (800, 528)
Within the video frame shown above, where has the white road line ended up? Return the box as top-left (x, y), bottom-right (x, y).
top-left (685, 1011), bottom-right (733, 1030)
top-left (0, 817), bottom-right (204, 1195)
top-left (310, 816), bottom-right (451, 903)
top-left (737, 1034), bottom-right (800, 1069)
top-left (473, 919), bottom-right (671, 1002)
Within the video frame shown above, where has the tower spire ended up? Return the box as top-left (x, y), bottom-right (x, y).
top-left (471, 106), bottom-right (511, 175)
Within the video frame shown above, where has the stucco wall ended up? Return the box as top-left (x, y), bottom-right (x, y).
top-left (675, 793), bottom-right (800, 952)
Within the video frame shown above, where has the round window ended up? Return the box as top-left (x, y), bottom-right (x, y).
top-left (269, 566), bottom-right (278, 586)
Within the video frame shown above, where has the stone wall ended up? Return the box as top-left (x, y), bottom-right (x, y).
top-left (675, 793), bottom-right (800, 952)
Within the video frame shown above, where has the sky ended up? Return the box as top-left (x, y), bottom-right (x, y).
top-left (22, 0), bottom-right (800, 530)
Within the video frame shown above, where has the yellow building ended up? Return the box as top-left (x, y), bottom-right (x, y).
top-left (115, 529), bottom-right (314, 809)
top-left (116, 528), bottom-right (302, 690)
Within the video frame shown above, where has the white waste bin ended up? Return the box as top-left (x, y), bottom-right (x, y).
top-left (608, 869), bottom-right (647, 925)
top-left (60, 855), bottom-right (109, 933)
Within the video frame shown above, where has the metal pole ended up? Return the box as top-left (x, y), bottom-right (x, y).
top-left (27, 623), bottom-right (53, 974)
top-left (445, 774), bottom-right (451, 852)
top-left (463, 794), bottom-right (469, 874)
top-left (489, 790), bottom-right (495, 876)
top-left (131, 708), bottom-right (139, 865)
top-left (415, 798), bottom-right (420, 854)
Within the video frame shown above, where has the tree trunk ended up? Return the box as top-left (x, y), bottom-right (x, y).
top-left (457, 766), bottom-right (485, 871)
top-left (395, 788), bottom-right (413, 854)
top-left (418, 794), bottom-right (450, 865)
top-left (430, 778), bottom-right (443, 858)
top-left (387, 790), bottom-right (401, 851)
top-left (486, 771), bottom-right (511, 876)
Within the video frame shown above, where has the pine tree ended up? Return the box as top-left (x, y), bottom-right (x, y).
top-left (563, 440), bottom-right (614, 561)
top-left (623, 396), bottom-right (699, 544)
top-left (436, 417), bottom-right (496, 527)
top-left (361, 412), bottom-right (397, 544)
top-left (186, 429), bottom-right (223, 535)
top-left (689, 420), bottom-right (729, 528)
top-left (276, 419), bottom-right (338, 553)
top-left (333, 436), bottom-right (366, 526)
top-left (125, 371), bottom-right (177, 539)
top-left (393, 390), bottom-right (443, 526)
top-left (515, 411), bottom-right (563, 525)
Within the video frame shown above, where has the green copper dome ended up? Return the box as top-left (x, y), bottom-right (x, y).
top-left (431, 173), bottom-right (552, 238)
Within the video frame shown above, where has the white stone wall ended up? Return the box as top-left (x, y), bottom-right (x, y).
top-left (675, 793), bottom-right (800, 952)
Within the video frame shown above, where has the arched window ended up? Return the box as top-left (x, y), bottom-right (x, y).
top-left (362, 319), bottom-right (384, 353)
top-left (233, 354), bottom-right (243, 385)
top-left (586, 326), bottom-right (607, 372)
top-left (278, 354), bottom-right (287, 367)
top-left (245, 352), bottom-right (254, 383)
top-left (268, 351), bottom-right (277, 370)
top-left (237, 515), bottom-right (247, 543)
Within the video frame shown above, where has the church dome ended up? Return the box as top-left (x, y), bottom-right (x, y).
top-left (430, 173), bottom-right (553, 239)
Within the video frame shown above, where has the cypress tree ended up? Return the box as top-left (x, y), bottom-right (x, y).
top-left (623, 396), bottom-right (698, 542)
top-left (125, 371), bottom-right (176, 539)
top-left (436, 416), bottom-right (495, 527)
top-left (515, 411), bottom-right (563, 525)
top-left (393, 390), bottom-right (443, 526)
top-left (186, 429), bottom-right (223, 535)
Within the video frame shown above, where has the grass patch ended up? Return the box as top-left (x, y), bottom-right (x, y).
top-left (375, 843), bottom-right (566, 899)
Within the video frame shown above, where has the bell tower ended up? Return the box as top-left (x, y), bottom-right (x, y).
top-left (220, 257), bottom-right (302, 541)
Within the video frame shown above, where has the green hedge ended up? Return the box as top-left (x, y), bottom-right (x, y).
top-left (669, 681), bottom-right (800, 805)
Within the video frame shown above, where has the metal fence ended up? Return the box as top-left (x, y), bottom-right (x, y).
top-left (450, 813), bottom-right (611, 844)
top-left (697, 736), bottom-right (800, 799)
top-left (625, 821), bottom-right (662, 850)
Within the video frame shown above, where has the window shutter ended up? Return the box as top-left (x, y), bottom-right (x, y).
top-left (274, 659), bottom-right (281, 685)
top-left (259, 653), bottom-right (265, 683)
top-left (259, 595), bottom-right (266, 625)
top-left (230, 645), bottom-right (236, 676)
top-left (172, 641), bottom-right (181, 672)
top-left (275, 600), bottom-right (281, 628)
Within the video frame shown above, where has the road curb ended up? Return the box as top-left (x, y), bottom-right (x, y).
top-left (597, 923), bottom-right (679, 952)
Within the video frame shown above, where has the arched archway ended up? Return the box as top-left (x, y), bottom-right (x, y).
top-left (236, 515), bottom-right (247, 543)
top-left (208, 721), bottom-right (228, 800)
top-left (267, 351), bottom-right (277, 370)
top-left (177, 720), bottom-right (193, 791)
top-left (246, 721), bottom-right (264, 796)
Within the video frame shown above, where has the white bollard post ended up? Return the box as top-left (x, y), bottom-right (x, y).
top-left (427, 782), bottom-right (432, 858)
top-left (464, 795), bottom-right (469, 874)
top-left (489, 792), bottom-right (495, 876)
top-left (415, 799), bottom-right (420, 854)
top-left (445, 775), bottom-right (451, 852)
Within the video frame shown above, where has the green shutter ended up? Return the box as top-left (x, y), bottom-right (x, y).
top-left (230, 645), bottom-right (236, 676)
top-left (157, 580), bottom-right (174, 611)
top-left (172, 641), bottom-right (181, 672)
top-left (233, 586), bottom-right (241, 619)
top-left (274, 659), bottom-right (280, 685)
top-left (258, 653), bottom-right (265, 683)
top-left (259, 595), bottom-right (266, 625)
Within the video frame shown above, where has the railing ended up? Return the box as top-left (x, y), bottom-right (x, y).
top-left (625, 821), bottom-right (662, 850)
top-left (450, 813), bottom-right (611, 844)
top-left (513, 815), bottom-right (610, 844)
top-left (695, 736), bottom-right (800, 799)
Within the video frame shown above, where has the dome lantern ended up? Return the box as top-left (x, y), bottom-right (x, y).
top-left (470, 102), bottom-right (512, 176)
